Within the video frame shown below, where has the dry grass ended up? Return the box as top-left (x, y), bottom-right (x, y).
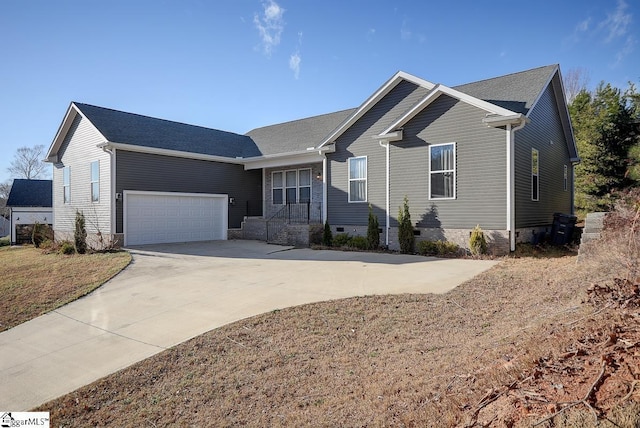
top-left (36, 201), bottom-right (640, 427)
top-left (0, 246), bottom-right (131, 331)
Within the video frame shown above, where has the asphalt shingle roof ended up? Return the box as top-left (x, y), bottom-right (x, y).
top-left (6, 179), bottom-right (52, 207)
top-left (74, 103), bottom-right (262, 158)
top-left (70, 66), bottom-right (558, 159)
top-left (453, 64), bottom-right (557, 115)
top-left (245, 109), bottom-right (357, 155)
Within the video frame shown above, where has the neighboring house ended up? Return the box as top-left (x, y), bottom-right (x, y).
top-left (6, 179), bottom-right (53, 245)
top-left (45, 64), bottom-right (578, 253)
top-left (0, 215), bottom-right (9, 238)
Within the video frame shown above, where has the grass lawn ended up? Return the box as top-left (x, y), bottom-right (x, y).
top-left (0, 246), bottom-right (131, 332)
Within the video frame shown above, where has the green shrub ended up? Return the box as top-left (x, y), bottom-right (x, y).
top-left (333, 233), bottom-right (351, 247)
top-left (397, 195), bottom-right (414, 254)
top-left (322, 221), bottom-right (333, 246)
top-left (59, 240), bottom-right (76, 255)
top-left (309, 224), bottom-right (324, 245)
top-left (349, 235), bottom-right (368, 250)
top-left (0, 236), bottom-right (9, 247)
top-left (469, 224), bottom-right (488, 255)
top-left (367, 204), bottom-right (380, 250)
top-left (417, 240), bottom-right (461, 257)
top-left (74, 210), bottom-right (87, 254)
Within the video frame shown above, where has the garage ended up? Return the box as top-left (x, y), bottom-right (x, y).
top-left (124, 191), bottom-right (228, 246)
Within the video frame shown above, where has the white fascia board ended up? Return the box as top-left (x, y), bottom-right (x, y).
top-left (243, 148), bottom-right (332, 170)
top-left (380, 83), bottom-right (520, 137)
top-left (98, 142), bottom-right (246, 165)
top-left (526, 65), bottom-right (558, 116)
top-left (372, 130), bottom-right (403, 142)
top-left (317, 71), bottom-right (436, 149)
top-left (47, 103), bottom-right (109, 163)
top-left (482, 114), bottom-right (528, 128)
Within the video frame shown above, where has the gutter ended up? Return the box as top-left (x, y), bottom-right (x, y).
top-left (506, 118), bottom-right (527, 252)
top-left (99, 143), bottom-right (117, 237)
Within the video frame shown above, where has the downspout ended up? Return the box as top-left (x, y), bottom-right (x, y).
top-left (379, 140), bottom-right (390, 247)
top-left (100, 144), bottom-right (116, 240)
top-left (507, 119), bottom-right (527, 252)
top-left (321, 155), bottom-right (327, 224)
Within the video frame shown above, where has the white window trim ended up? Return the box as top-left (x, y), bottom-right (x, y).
top-left (91, 160), bottom-right (100, 202)
top-left (532, 148), bottom-right (540, 201)
top-left (271, 168), bottom-right (313, 205)
top-left (63, 166), bottom-right (70, 204)
top-left (272, 171), bottom-right (284, 205)
top-left (429, 142), bottom-right (456, 200)
top-left (348, 156), bottom-right (367, 203)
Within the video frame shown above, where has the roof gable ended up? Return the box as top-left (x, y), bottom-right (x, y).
top-left (317, 71), bottom-right (436, 148)
top-left (7, 179), bottom-right (52, 207)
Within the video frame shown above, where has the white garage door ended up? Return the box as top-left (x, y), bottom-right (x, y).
top-left (124, 191), bottom-right (228, 246)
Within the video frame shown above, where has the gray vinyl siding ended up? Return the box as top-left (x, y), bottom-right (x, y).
top-left (515, 81), bottom-right (572, 228)
top-left (392, 95), bottom-right (507, 229)
top-left (328, 87), bottom-right (508, 230)
top-left (115, 150), bottom-right (262, 231)
top-left (52, 114), bottom-right (112, 235)
top-left (327, 80), bottom-right (430, 225)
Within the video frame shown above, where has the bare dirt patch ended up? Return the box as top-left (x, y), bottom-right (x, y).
top-left (0, 246), bottom-right (131, 331)
top-left (37, 202), bottom-right (640, 427)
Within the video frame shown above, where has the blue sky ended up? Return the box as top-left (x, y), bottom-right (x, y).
top-left (1, 0), bottom-right (638, 184)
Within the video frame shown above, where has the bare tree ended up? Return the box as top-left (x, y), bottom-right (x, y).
top-left (8, 145), bottom-right (50, 179)
top-left (564, 67), bottom-right (591, 104)
top-left (0, 180), bottom-right (11, 219)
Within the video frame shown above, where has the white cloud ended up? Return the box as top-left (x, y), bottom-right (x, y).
top-left (253, 0), bottom-right (285, 56)
top-left (401, 19), bottom-right (412, 41)
top-left (600, 0), bottom-right (631, 43)
top-left (289, 53), bottom-right (301, 79)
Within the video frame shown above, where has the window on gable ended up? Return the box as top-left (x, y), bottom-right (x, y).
top-left (348, 156), bottom-right (367, 203)
top-left (91, 161), bottom-right (100, 202)
top-left (63, 166), bottom-right (70, 204)
top-left (429, 143), bottom-right (456, 199)
top-left (532, 148), bottom-right (539, 201)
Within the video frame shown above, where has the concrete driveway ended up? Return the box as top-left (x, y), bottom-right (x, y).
top-left (0, 240), bottom-right (497, 411)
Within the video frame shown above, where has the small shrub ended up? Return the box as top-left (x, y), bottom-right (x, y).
top-left (417, 240), bottom-right (461, 257)
top-left (333, 233), bottom-right (351, 247)
top-left (469, 224), bottom-right (488, 255)
top-left (367, 205), bottom-right (380, 250)
top-left (74, 210), bottom-right (87, 254)
top-left (322, 221), bottom-right (333, 246)
top-left (59, 240), bottom-right (76, 255)
top-left (0, 236), bottom-right (9, 247)
top-left (349, 236), bottom-right (368, 250)
top-left (397, 195), bottom-right (415, 254)
top-left (32, 222), bottom-right (45, 248)
top-left (309, 224), bottom-right (324, 246)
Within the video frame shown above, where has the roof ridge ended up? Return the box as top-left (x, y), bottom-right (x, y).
top-left (247, 108), bottom-right (357, 133)
top-left (73, 102), bottom-right (244, 137)
top-left (454, 64), bottom-right (557, 88)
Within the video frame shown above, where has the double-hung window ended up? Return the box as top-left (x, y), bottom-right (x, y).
top-left (532, 148), bottom-right (539, 201)
top-left (429, 143), bottom-right (456, 199)
top-left (272, 169), bottom-right (312, 204)
top-left (63, 166), bottom-right (70, 204)
top-left (298, 169), bottom-right (311, 203)
top-left (90, 161), bottom-right (100, 202)
top-left (348, 156), bottom-right (367, 202)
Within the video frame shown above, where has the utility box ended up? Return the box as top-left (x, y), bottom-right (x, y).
top-left (551, 213), bottom-right (577, 245)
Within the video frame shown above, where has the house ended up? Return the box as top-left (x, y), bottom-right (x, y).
top-left (6, 179), bottom-right (53, 245)
top-left (45, 64), bottom-right (578, 253)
